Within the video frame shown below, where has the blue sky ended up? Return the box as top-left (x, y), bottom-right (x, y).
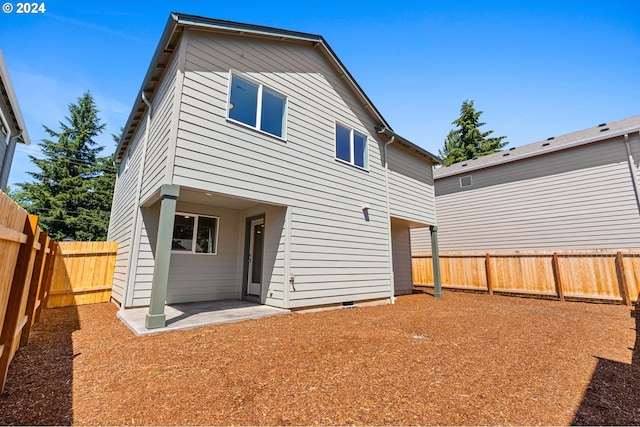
top-left (2, 0), bottom-right (639, 187)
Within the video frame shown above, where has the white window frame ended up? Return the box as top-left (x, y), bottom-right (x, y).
top-left (334, 122), bottom-right (369, 171)
top-left (226, 70), bottom-right (288, 141)
top-left (171, 212), bottom-right (220, 255)
top-left (119, 149), bottom-right (130, 176)
top-left (459, 175), bottom-right (473, 188)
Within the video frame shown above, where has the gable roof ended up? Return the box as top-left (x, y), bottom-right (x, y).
top-left (0, 50), bottom-right (30, 145)
top-left (435, 115), bottom-right (640, 179)
top-left (115, 12), bottom-right (440, 165)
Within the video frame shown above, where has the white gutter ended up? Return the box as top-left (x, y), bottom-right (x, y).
top-left (0, 130), bottom-right (23, 191)
top-left (624, 133), bottom-right (640, 213)
top-left (123, 92), bottom-right (152, 309)
top-left (384, 136), bottom-right (395, 304)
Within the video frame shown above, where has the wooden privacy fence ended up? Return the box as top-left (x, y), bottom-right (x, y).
top-left (47, 241), bottom-right (118, 308)
top-left (0, 189), bottom-right (117, 392)
top-left (413, 250), bottom-right (640, 305)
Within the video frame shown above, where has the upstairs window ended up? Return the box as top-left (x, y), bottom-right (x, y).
top-left (227, 73), bottom-right (287, 139)
top-left (335, 123), bottom-right (368, 169)
top-left (172, 213), bottom-right (219, 254)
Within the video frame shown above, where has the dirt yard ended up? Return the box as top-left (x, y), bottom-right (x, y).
top-left (0, 291), bottom-right (638, 426)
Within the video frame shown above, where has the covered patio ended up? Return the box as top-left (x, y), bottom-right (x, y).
top-left (117, 299), bottom-right (290, 336)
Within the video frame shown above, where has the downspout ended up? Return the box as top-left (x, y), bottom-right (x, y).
top-left (624, 133), bottom-right (640, 213)
top-left (123, 92), bottom-right (152, 308)
top-left (0, 130), bottom-right (21, 191)
top-left (384, 136), bottom-right (396, 304)
top-left (0, 129), bottom-right (13, 190)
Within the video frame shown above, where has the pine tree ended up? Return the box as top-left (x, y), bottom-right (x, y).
top-left (12, 92), bottom-right (116, 241)
top-left (439, 100), bottom-right (508, 166)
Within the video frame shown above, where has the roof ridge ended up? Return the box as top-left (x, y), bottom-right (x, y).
top-left (435, 114), bottom-right (640, 178)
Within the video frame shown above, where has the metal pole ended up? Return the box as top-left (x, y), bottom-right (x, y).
top-left (430, 225), bottom-right (443, 298)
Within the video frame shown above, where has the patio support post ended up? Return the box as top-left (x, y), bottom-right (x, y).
top-left (146, 184), bottom-right (180, 329)
top-left (430, 225), bottom-right (443, 299)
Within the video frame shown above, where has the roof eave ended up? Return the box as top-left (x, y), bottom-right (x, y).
top-left (376, 126), bottom-right (442, 164)
top-left (435, 125), bottom-right (640, 179)
top-left (116, 13), bottom-right (397, 162)
top-left (115, 13), bottom-right (180, 162)
top-left (0, 50), bottom-right (30, 145)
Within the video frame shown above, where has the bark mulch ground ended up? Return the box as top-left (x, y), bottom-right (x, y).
top-left (0, 291), bottom-right (638, 426)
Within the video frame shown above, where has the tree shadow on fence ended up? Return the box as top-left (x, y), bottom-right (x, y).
top-left (572, 302), bottom-right (640, 425)
top-left (0, 305), bottom-right (79, 425)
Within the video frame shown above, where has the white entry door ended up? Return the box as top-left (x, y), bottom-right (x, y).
top-left (246, 218), bottom-right (264, 297)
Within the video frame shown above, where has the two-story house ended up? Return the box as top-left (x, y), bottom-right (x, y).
top-left (411, 115), bottom-right (640, 253)
top-left (108, 13), bottom-right (441, 329)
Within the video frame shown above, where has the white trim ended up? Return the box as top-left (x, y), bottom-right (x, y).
top-left (334, 121), bottom-right (370, 171)
top-left (283, 206), bottom-right (292, 308)
top-left (171, 212), bottom-right (220, 255)
top-left (246, 217), bottom-right (265, 297)
top-left (334, 156), bottom-right (370, 172)
top-left (226, 70), bottom-right (288, 141)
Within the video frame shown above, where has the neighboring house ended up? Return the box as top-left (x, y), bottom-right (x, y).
top-left (108, 13), bottom-right (441, 328)
top-left (411, 115), bottom-right (640, 252)
top-left (0, 50), bottom-right (30, 191)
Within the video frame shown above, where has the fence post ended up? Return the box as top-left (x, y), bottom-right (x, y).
top-left (552, 252), bottom-right (565, 302)
top-left (485, 253), bottom-right (493, 295)
top-left (20, 230), bottom-right (48, 347)
top-left (0, 214), bottom-right (38, 393)
top-left (616, 251), bottom-right (632, 306)
top-left (35, 239), bottom-right (56, 322)
top-left (430, 225), bottom-right (443, 299)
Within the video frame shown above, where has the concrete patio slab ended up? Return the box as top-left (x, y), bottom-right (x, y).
top-left (117, 299), bottom-right (290, 336)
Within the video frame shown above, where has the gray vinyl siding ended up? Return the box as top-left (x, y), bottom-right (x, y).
top-left (107, 117), bottom-right (147, 303)
top-left (165, 203), bottom-right (242, 304)
top-left (287, 206), bottom-right (390, 308)
top-left (391, 219), bottom-right (413, 295)
top-left (629, 132), bottom-right (640, 189)
top-left (174, 29), bottom-right (395, 307)
top-left (128, 203), bottom-right (157, 306)
top-left (139, 53), bottom-right (177, 203)
top-left (387, 144), bottom-right (436, 224)
top-left (432, 137), bottom-right (640, 251)
top-left (410, 227), bottom-right (431, 253)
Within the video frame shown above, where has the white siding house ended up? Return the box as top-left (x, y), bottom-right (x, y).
top-left (411, 116), bottom-right (640, 252)
top-left (0, 50), bottom-right (30, 191)
top-left (107, 13), bottom-right (441, 329)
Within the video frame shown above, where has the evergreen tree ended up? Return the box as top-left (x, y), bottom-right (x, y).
top-left (439, 100), bottom-right (508, 166)
top-left (12, 92), bottom-right (116, 241)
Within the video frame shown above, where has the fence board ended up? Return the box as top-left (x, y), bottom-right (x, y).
top-left (413, 250), bottom-right (640, 304)
top-left (1, 189), bottom-right (118, 392)
top-left (623, 254), bottom-right (640, 303)
top-left (0, 198), bottom-right (27, 337)
top-left (20, 231), bottom-right (50, 346)
top-left (46, 241), bottom-right (117, 308)
top-left (0, 214), bottom-right (39, 392)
